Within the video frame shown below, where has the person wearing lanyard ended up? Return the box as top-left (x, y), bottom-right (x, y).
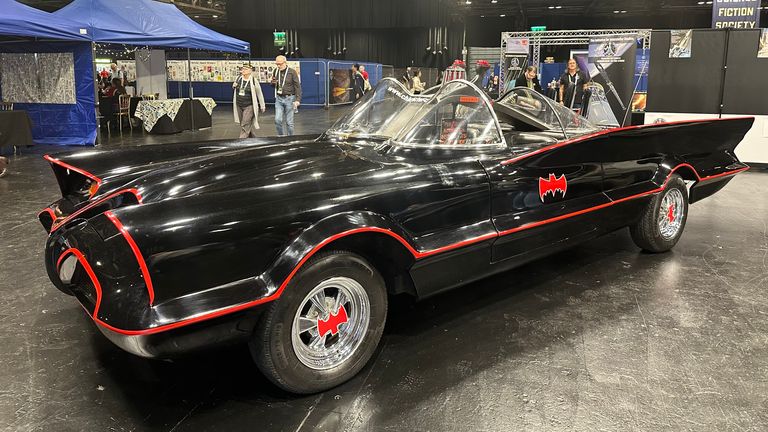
top-left (272, 55), bottom-right (302, 136)
top-left (232, 63), bottom-right (266, 139)
top-left (559, 59), bottom-right (589, 110)
top-left (514, 66), bottom-right (543, 93)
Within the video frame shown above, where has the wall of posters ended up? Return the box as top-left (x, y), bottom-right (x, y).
top-left (116, 60), bottom-right (136, 82)
top-left (586, 35), bottom-right (638, 126)
top-left (711, 0), bottom-right (760, 29)
top-left (0, 52), bottom-right (76, 104)
top-left (329, 69), bottom-right (352, 104)
top-left (165, 60), bottom-right (300, 83)
top-left (669, 30), bottom-right (693, 58)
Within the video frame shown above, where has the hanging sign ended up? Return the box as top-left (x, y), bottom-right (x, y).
top-left (711, 0), bottom-right (760, 29)
top-left (504, 38), bottom-right (529, 55)
top-left (273, 31), bottom-right (287, 47)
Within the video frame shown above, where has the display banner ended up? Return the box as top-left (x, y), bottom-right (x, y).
top-left (711, 0), bottom-right (760, 29)
top-left (586, 35), bottom-right (637, 126)
top-left (669, 30), bottom-right (693, 58)
top-left (504, 38), bottom-right (530, 55)
top-left (329, 69), bottom-right (352, 104)
top-left (759, 29), bottom-right (768, 58)
top-left (502, 54), bottom-right (528, 93)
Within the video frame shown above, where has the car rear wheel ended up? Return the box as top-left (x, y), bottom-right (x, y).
top-left (250, 250), bottom-right (387, 394)
top-left (630, 174), bottom-right (688, 253)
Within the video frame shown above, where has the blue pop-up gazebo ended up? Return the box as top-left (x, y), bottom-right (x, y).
top-left (52, 0), bottom-right (249, 54)
top-left (0, 0), bottom-right (94, 146)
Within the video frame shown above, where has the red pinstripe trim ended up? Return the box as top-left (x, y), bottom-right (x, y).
top-left (57, 248), bottom-right (103, 317)
top-left (44, 154), bottom-right (102, 198)
top-left (48, 188), bottom-right (142, 234)
top-left (500, 116), bottom-right (754, 166)
top-left (497, 164), bottom-right (749, 236)
top-left (104, 211), bottom-right (155, 306)
top-left (38, 208), bottom-right (56, 224)
top-left (89, 163), bottom-right (749, 336)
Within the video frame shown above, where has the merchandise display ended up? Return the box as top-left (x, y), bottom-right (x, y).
top-left (38, 79), bottom-right (751, 394)
top-left (0, 52), bottom-right (76, 104)
top-left (166, 59), bottom-right (301, 83)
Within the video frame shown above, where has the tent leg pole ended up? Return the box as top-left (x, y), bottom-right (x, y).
top-left (92, 42), bottom-right (101, 146)
top-left (187, 48), bottom-right (195, 132)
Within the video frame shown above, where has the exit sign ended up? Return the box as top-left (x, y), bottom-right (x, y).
top-left (531, 26), bottom-right (547, 32)
top-left (273, 31), bottom-right (286, 47)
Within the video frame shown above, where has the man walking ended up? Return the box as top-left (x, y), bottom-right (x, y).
top-left (272, 55), bottom-right (301, 136)
top-left (232, 63), bottom-right (266, 138)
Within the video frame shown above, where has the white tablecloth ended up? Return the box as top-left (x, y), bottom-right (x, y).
top-left (135, 97), bottom-right (217, 132)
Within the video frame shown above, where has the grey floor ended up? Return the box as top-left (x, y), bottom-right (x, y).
top-left (1, 107), bottom-right (768, 431)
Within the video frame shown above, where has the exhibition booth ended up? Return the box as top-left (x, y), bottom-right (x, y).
top-left (166, 58), bottom-right (385, 107)
top-left (0, 0), bottom-right (249, 146)
top-left (494, 27), bottom-right (768, 164)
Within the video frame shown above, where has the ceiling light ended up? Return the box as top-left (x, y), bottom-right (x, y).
top-left (500, 14), bottom-right (506, 17)
top-left (697, 1), bottom-right (705, 4)
top-left (613, 10), bottom-right (619, 13)
top-left (465, 0), bottom-right (472, 4)
top-left (621, 10), bottom-right (627, 13)
top-left (705, 1), bottom-right (712, 3)
top-left (194, 15), bottom-right (200, 18)
top-left (555, 5), bottom-right (562, 9)
top-left (491, 0), bottom-right (498, 3)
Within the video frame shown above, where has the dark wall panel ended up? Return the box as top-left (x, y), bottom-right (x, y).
top-left (221, 26), bottom-right (464, 68)
top-left (227, 0), bottom-right (457, 30)
top-left (646, 30), bottom-right (727, 114)
top-left (722, 30), bottom-right (768, 115)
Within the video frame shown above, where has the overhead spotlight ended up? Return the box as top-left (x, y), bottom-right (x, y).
top-left (481, 14), bottom-right (485, 17)
top-left (465, 0), bottom-right (472, 4)
top-left (194, 15), bottom-right (200, 18)
top-left (491, 0), bottom-right (497, 3)
top-left (212, 15), bottom-right (218, 18)
top-left (705, 1), bottom-right (712, 3)
top-left (621, 10), bottom-right (627, 13)
top-left (500, 13), bottom-right (506, 17)
top-left (548, 6), bottom-right (554, 9)
top-left (556, 5), bottom-right (562, 9)
top-left (697, 1), bottom-right (705, 4)
top-left (613, 10), bottom-right (619, 13)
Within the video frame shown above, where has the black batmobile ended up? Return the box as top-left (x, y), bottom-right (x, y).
top-left (40, 79), bottom-right (751, 393)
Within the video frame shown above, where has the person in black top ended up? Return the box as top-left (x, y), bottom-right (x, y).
top-left (514, 66), bottom-right (543, 93)
top-left (351, 64), bottom-right (366, 100)
top-left (559, 59), bottom-right (589, 110)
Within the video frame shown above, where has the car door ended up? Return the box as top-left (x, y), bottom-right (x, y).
top-left (482, 90), bottom-right (608, 263)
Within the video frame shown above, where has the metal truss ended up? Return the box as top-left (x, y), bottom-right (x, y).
top-left (499, 29), bottom-right (651, 90)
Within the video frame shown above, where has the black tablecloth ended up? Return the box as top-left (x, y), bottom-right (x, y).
top-left (129, 96), bottom-right (143, 118)
top-left (148, 99), bottom-right (212, 134)
top-left (0, 110), bottom-right (34, 150)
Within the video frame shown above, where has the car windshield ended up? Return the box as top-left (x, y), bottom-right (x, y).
top-left (497, 87), bottom-right (598, 135)
top-left (326, 78), bottom-right (430, 140)
top-left (326, 78), bottom-right (503, 148)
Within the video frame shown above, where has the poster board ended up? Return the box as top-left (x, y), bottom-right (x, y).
top-left (166, 60), bottom-right (300, 83)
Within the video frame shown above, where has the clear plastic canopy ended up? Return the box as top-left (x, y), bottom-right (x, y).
top-left (497, 87), bottom-right (598, 135)
top-left (327, 78), bottom-right (503, 148)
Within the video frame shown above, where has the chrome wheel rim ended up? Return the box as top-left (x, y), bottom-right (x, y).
top-left (658, 188), bottom-right (685, 241)
top-left (291, 276), bottom-right (370, 370)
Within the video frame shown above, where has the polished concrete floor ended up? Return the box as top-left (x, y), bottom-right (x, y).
top-left (1, 107), bottom-right (768, 431)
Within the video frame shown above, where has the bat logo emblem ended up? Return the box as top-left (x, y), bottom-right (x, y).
top-left (317, 305), bottom-right (349, 337)
top-left (538, 173), bottom-right (567, 202)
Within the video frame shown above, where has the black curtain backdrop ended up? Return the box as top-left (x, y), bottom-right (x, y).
top-left (227, 0), bottom-right (457, 29)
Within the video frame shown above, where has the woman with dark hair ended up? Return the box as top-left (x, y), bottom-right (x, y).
top-left (103, 78), bottom-right (125, 98)
top-left (514, 66), bottom-right (542, 93)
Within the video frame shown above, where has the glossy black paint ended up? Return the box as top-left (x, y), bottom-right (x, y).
top-left (40, 116), bottom-right (752, 357)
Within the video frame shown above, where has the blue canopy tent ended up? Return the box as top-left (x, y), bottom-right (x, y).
top-left (0, 0), bottom-right (90, 41)
top-left (0, 0), bottom-right (95, 146)
top-left (52, 0), bottom-right (249, 54)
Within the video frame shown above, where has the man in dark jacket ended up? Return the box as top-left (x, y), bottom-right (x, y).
top-left (351, 64), bottom-right (366, 100)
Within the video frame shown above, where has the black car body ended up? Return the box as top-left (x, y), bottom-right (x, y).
top-left (40, 79), bottom-right (751, 392)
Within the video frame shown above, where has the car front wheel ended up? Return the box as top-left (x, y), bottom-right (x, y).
top-left (630, 174), bottom-right (689, 253)
top-left (250, 250), bottom-right (387, 394)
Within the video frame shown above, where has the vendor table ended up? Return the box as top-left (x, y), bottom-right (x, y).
top-left (135, 98), bottom-right (216, 134)
top-left (0, 110), bottom-right (34, 153)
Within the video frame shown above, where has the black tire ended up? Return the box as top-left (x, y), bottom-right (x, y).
top-left (630, 174), bottom-right (689, 253)
top-left (250, 250), bottom-right (387, 394)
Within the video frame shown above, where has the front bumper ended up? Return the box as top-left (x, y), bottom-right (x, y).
top-left (43, 212), bottom-right (277, 358)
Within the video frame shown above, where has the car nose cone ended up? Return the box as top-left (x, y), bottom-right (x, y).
top-left (59, 255), bottom-right (78, 285)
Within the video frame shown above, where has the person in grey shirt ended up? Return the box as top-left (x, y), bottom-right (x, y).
top-left (271, 55), bottom-right (302, 136)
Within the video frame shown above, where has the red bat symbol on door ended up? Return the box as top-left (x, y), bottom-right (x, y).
top-left (538, 173), bottom-right (567, 202)
top-left (317, 304), bottom-right (349, 337)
